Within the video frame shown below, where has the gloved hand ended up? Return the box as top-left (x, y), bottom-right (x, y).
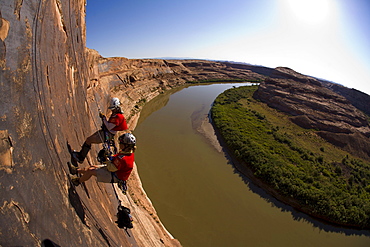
top-left (97, 148), bottom-right (110, 163)
top-left (102, 154), bottom-right (113, 163)
top-left (99, 112), bottom-right (106, 119)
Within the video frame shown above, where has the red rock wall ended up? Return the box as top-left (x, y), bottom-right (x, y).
top-left (0, 1), bottom-right (132, 246)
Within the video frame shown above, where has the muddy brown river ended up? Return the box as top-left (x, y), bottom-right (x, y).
top-left (134, 83), bottom-right (370, 247)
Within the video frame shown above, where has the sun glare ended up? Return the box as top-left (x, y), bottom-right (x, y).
top-left (284, 0), bottom-right (332, 25)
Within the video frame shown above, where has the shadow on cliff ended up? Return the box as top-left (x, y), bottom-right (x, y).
top-left (66, 161), bottom-right (114, 246)
top-left (68, 181), bottom-right (87, 225)
top-left (41, 239), bottom-right (61, 247)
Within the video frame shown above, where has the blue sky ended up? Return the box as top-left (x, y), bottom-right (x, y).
top-left (86, 0), bottom-right (370, 95)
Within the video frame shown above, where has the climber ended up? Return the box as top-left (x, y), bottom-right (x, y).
top-left (72, 97), bottom-right (128, 163)
top-left (68, 132), bottom-right (136, 186)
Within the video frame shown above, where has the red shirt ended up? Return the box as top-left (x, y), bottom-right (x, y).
top-left (112, 152), bottom-right (134, 181)
top-left (108, 113), bottom-right (128, 131)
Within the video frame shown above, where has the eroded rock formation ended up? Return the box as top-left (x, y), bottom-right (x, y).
top-left (254, 67), bottom-right (370, 159)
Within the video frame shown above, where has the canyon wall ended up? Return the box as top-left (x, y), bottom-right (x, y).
top-left (0, 1), bottom-right (181, 246)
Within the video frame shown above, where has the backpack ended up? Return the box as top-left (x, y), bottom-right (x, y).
top-left (116, 205), bottom-right (133, 229)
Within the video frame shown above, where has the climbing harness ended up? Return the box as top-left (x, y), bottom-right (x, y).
top-left (109, 172), bottom-right (128, 195)
top-left (97, 112), bottom-right (131, 195)
top-left (99, 114), bottom-right (118, 157)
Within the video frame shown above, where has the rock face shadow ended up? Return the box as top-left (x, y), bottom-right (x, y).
top-left (41, 239), bottom-right (61, 247)
top-left (98, 228), bottom-right (112, 247)
top-left (68, 182), bottom-right (86, 225)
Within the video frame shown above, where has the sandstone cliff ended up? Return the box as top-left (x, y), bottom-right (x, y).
top-left (0, 1), bottom-right (181, 246)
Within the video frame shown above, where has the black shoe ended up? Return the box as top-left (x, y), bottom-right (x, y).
top-left (72, 151), bottom-right (83, 164)
top-left (71, 177), bottom-right (81, 186)
top-left (67, 162), bottom-right (78, 175)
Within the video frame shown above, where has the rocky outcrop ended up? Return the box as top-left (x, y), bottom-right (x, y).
top-left (0, 1), bottom-right (106, 245)
top-left (254, 67), bottom-right (370, 159)
top-left (322, 81), bottom-right (370, 117)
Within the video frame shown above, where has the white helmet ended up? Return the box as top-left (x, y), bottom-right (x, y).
top-left (109, 97), bottom-right (120, 109)
top-left (118, 133), bottom-right (136, 145)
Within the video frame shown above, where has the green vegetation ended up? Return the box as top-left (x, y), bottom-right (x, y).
top-left (211, 85), bottom-right (370, 228)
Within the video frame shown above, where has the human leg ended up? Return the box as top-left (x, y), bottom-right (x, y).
top-left (73, 130), bottom-right (105, 163)
top-left (77, 166), bottom-right (98, 183)
top-left (71, 166), bottom-right (98, 186)
top-left (85, 129), bottom-right (105, 146)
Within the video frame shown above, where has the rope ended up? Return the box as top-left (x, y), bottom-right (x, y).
top-left (110, 174), bottom-right (158, 246)
top-left (123, 188), bottom-right (158, 246)
top-left (111, 181), bottom-right (121, 205)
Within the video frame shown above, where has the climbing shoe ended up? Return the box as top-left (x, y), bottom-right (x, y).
top-left (67, 162), bottom-right (78, 175)
top-left (72, 151), bottom-right (84, 164)
top-left (71, 177), bottom-right (81, 186)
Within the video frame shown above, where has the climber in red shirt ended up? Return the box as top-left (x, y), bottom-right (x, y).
top-left (72, 97), bottom-right (128, 163)
top-left (69, 133), bottom-right (136, 186)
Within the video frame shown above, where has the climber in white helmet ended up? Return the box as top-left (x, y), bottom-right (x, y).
top-left (72, 97), bottom-right (128, 163)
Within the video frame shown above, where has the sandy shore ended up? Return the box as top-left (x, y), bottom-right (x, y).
top-left (194, 114), bottom-right (223, 153)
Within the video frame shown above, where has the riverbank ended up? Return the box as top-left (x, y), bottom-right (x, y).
top-left (197, 112), bottom-right (369, 230)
